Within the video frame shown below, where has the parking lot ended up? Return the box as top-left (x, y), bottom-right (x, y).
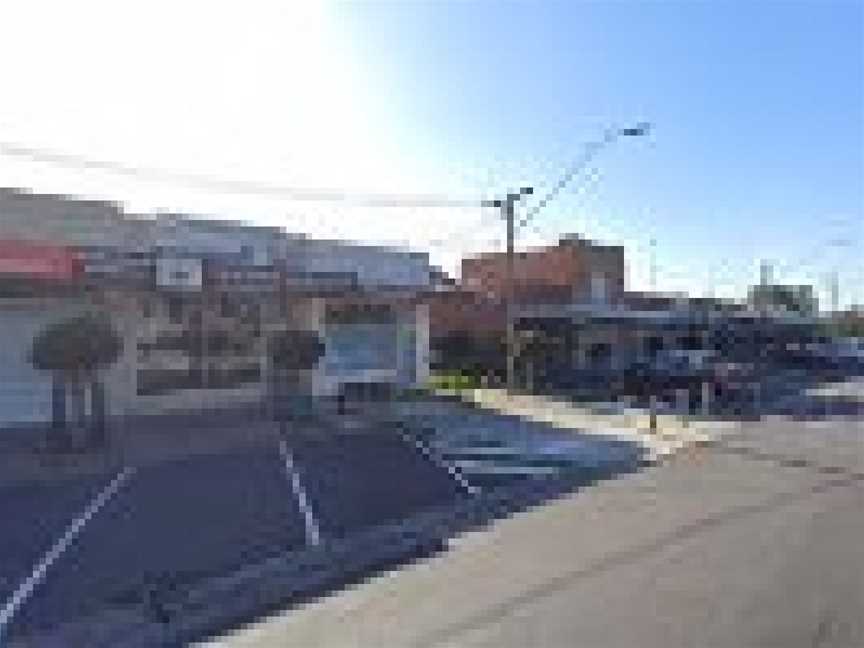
top-left (0, 402), bottom-right (645, 646)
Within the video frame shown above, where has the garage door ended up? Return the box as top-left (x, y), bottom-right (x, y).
top-left (0, 301), bottom-right (88, 427)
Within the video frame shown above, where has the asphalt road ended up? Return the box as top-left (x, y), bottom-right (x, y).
top-left (431, 439), bottom-right (864, 648)
top-left (288, 430), bottom-right (466, 539)
top-left (210, 412), bottom-right (864, 648)
top-left (0, 410), bottom-right (639, 645)
top-left (3, 445), bottom-right (309, 640)
top-left (0, 476), bottom-right (110, 607)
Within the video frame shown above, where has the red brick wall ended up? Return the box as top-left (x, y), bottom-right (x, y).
top-left (461, 239), bottom-right (624, 302)
top-left (427, 289), bottom-right (506, 338)
top-left (426, 239), bottom-right (625, 340)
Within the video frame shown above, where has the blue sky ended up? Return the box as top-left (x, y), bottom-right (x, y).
top-left (332, 0), bottom-right (863, 306)
top-left (0, 0), bottom-right (861, 307)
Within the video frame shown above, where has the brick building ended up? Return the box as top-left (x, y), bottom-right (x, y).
top-left (427, 235), bottom-right (625, 379)
top-left (461, 234), bottom-right (625, 304)
top-left (429, 235), bottom-right (625, 342)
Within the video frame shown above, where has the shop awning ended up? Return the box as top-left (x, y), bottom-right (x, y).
top-left (0, 240), bottom-right (83, 281)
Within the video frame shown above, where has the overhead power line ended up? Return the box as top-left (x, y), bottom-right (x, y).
top-left (0, 140), bottom-right (482, 208)
top-left (519, 122), bottom-right (650, 229)
top-left (433, 123), bottom-right (649, 251)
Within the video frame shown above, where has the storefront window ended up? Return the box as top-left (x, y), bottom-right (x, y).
top-left (136, 293), bottom-right (264, 395)
top-left (324, 304), bottom-right (398, 372)
top-left (167, 296), bottom-right (184, 324)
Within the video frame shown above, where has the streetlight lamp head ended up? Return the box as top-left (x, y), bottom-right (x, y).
top-left (521, 186), bottom-right (534, 196)
top-left (620, 122), bottom-right (651, 137)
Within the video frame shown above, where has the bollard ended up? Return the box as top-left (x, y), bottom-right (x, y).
top-left (675, 388), bottom-right (689, 416)
top-left (701, 380), bottom-right (712, 417)
top-left (649, 395), bottom-right (658, 434)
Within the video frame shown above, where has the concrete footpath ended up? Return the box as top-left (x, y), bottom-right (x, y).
top-left (442, 388), bottom-right (734, 462)
top-left (206, 442), bottom-right (864, 648)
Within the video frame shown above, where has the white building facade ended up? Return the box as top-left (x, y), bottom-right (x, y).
top-left (0, 188), bottom-right (432, 426)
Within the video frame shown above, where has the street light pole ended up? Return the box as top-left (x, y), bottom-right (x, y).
top-left (482, 122), bottom-right (650, 392)
top-left (485, 188), bottom-right (534, 390)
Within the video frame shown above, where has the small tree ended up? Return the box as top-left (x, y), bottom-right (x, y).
top-left (30, 313), bottom-right (123, 450)
top-left (267, 329), bottom-right (325, 423)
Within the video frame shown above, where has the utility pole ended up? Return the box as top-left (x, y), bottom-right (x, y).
top-left (829, 269), bottom-right (839, 314)
top-left (483, 187), bottom-right (534, 390)
top-left (649, 237), bottom-right (657, 292)
top-left (481, 122), bottom-right (650, 392)
top-left (759, 259), bottom-right (773, 288)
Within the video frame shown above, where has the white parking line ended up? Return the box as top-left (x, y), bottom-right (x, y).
top-left (449, 460), bottom-right (560, 476)
top-left (277, 439), bottom-right (321, 548)
top-left (396, 427), bottom-right (481, 496)
top-left (0, 466), bottom-right (136, 640)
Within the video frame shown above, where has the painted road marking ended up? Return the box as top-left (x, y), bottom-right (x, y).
top-left (396, 426), bottom-right (481, 496)
top-left (449, 460), bottom-right (560, 476)
top-left (277, 439), bottom-right (321, 548)
top-left (0, 466), bottom-right (136, 641)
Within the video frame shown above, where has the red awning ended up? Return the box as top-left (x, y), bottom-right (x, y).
top-left (0, 240), bottom-right (83, 280)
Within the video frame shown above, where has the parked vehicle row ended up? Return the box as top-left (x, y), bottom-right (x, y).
top-left (530, 337), bottom-right (864, 413)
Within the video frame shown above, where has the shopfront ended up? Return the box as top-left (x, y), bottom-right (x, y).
top-left (114, 257), bottom-right (287, 414)
top-left (0, 245), bottom-right (433, 424)
top-left (0, 192), bottom-right (435, 424)
top-left (0, 240), bottom-right (90, 426)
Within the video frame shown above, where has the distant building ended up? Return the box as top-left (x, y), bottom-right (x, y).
top-left (430, 235), bottom-right (625, 338)
top-left (832, 305), bottom-right (864, 338)
top-left (427, 235), bottom-right (626, 381)
top-left (461, 234), bottom-right (625, 305)
top-left (428, 231), bottom-right (823, 388)
top-left (747, 283), bottom-right (819, 316)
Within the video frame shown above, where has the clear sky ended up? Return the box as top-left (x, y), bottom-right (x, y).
top-left (1, 0), bottom-right (861, 307)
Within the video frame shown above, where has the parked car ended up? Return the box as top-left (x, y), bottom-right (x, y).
top-left (769, 339), bottom-right (864, 377)
top-left (710, 359), bottom-right (759, 395)
top-left (617, 350), bottom-right (717, 399)
top-left (814, 339), bottom-right (864, 374)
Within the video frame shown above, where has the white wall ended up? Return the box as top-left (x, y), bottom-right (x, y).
top-left (0, 297), bottom-right (92, 426)
top-left (150, 216), bottom-right (277, 265)
top-left (413, 303), bottom-right (430, 386)
top-left (281, 237), bottom-right (432, 289)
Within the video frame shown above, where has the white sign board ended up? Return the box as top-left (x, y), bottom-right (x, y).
top-left (156, 257), bottom-right (203, 290)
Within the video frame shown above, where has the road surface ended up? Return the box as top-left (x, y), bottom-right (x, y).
top-left (211, 412), bottom-right (864, 648)
top-left (1, 406), bottom-right (640, 645)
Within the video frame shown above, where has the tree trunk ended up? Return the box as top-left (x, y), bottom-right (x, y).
top-left (58, 371), bottom-right (88, 450)
top-left (50, 373), bottom-right (68, 451)
top-left (71, 377), bottom-right (87, 432)
top-left (90, 376), bottom-right (107, 448)
top-left (271, 367), bottom-right (291, 423)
